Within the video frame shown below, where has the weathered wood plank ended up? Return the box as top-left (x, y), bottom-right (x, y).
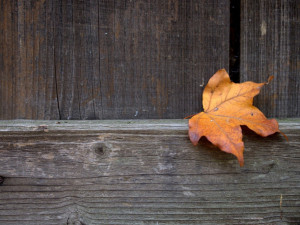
top-left (0, 120), bottom-right (299, 224)
top-left (240, 0), bottom-right (300, 117)
top-left (0, 0), bottom-right (230, 119)
top-left (0, 0), bottom-right (60, 119)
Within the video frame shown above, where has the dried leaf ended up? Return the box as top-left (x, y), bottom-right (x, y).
top-left (189, 69), bottom-right (279, 166)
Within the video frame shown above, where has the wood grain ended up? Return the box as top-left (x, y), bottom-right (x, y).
top-left (240, 0), bottom-right (300, 117)
top-left (0, 120), bottom-right (299, 224)
top-left (0, 0), bottom-right (230, 120)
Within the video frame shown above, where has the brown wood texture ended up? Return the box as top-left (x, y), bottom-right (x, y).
top-left (240, 0), bottom-right (300, 118)
top-left (0, 120), bottom-right (299, 224)
top-left (0, 0), bottom-right (230, 120)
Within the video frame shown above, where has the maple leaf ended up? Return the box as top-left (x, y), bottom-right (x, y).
top-left (188, 69), bottom-right (279, 166)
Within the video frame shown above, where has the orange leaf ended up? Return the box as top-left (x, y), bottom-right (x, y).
top-left (188, 69), bottom-right (279, 166)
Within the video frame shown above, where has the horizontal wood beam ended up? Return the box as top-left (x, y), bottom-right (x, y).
top-left (0, 120), bottom-right (299, 224)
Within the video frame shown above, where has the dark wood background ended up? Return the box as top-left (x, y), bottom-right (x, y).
top-left (240, 0), bottom-right (300, 118)
top-left (0, 0), bottom-right (299, 119)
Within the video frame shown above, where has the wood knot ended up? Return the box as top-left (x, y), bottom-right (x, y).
top-left (91, 142), bottom-right (110, 157)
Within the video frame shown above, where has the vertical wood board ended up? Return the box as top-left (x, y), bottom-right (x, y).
top-left (0, 0), bottom-right (230, 119)
top-left (240, 0), bottom-right (300, 117)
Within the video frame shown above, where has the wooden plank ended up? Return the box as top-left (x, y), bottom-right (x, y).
top-left (240, 0), bottom-right (300, 117)
top-left (0, 0), bottom-right (60, 119)
top-left (0, 0), bottom-right (14, 119)
top-left (0, 0), bottom-right (20, 119)
top-left (32, 0), bottom-right (48, 119)
top-left (15, 0), bottom-right (27, 118)
top-left (0, 0), bottom-right (230, 119)
top-left (0, 120), bottom-right (299, 224)
top-left (71, 0), bottom-right (98, 119)
top-left (96, 0), bottom-right (230, 119)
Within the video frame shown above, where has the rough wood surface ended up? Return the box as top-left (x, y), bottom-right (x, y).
top-left (240, 0), bottom-right (300, 117)
top-left (0, 120), bottom-right (299, 225)
top-left (0, 0), bottom-right (230, 120)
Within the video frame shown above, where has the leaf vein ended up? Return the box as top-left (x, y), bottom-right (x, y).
top-left (206, 113), bottom-right (236, 147)
top-left (206, 88), bottom-right (259, 113)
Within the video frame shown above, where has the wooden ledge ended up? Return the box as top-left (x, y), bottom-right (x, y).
top-left (0, 119), bottom-right (299, 224)
top-left (0, 118), bottom-right (299, 130)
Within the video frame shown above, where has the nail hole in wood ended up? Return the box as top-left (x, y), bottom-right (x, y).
top-left (96, 146), bottom-right (104, 154)
top-left (0, 176), bottom-right (4, 185)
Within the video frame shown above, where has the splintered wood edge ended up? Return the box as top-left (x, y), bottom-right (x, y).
top-left (0, 119), bottom-right (299, 132)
